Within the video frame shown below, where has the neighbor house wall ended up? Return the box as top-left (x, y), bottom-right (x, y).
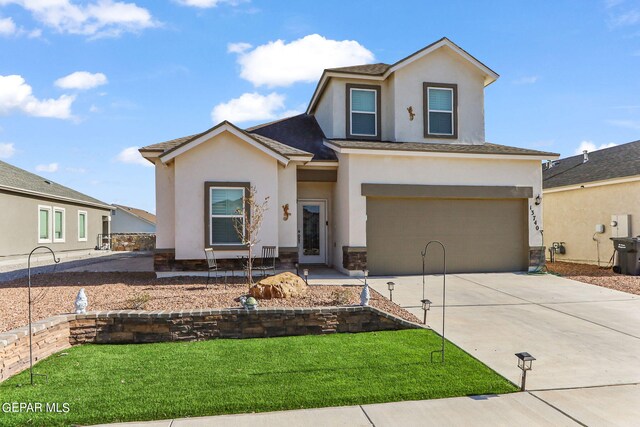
top-left (110, 209), bottom-right (156, 233)
top-left (0, 190), bottom-right (108, 257)
top-left (173, 132), bottom-right (279, 260)
top-left (333, 154), bottom-right (543, 273)
top-left (543, 180), bottom-right (640, 264)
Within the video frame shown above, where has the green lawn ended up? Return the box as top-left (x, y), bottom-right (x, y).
top-left (0, 330), bottom-right (516, 426)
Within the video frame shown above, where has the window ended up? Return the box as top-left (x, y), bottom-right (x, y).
top-left (424, 83), bottom-right (457, 138)
top-left (38, 206), bottom-right (52, 243)
top-left (346, 84), bottom-right (381, 140)
top-left (53, 207), bottom-right (65, 242)
top-left (205, 183), bottom-right (249, 247)
top-left (78, 211), bottom-right (87, 241)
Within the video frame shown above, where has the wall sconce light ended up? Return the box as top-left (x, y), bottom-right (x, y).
top-left (534, 195), bottom-right (541, 206)
top-left (515, 352), bottom-right (536, 391)
top-left (420, 298), bottom-right (432, 325)
top-left (303, 268), bottom-right (309, 285)
top-left (387, 281), bottom-right (395, 301)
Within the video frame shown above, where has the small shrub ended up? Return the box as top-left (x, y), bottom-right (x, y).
top-left (125, 292), bottom-right (152, 310)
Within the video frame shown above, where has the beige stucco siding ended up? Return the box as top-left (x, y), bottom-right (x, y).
top-left (0, 190), bottom-right (108, 257)
top-left (339, 154), bottom-right (543, 252)
top-left (393, 46), bottom-right (485, 144)
top-left (155, 161), bottom-right (175, 249)
top-left (173, 131), bottom-right (279, 260)
top-left (543, 180), bottom-right (640, 264)
top-left (278, 163), bottom-right (297, 248)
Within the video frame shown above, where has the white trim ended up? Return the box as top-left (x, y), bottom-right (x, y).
top-left (209, 186), bottom-right (245, 246)
top-left (53, 207), bottom-right (65, 243)
top-left (323, 141), bottom-right (560, 161)
top-left (160, 122), bottom-right (290, 165)
top-left (349, 88), bottom-right (378, 137)
top-left (0, 184), bottom-right (112, 210)
top-left (300, 161), bottom-right (339, 168)
top-left (426, 86), bottom-right (454, 136)
top-left (287, 155), bottom-right (314, 162)
top-left (543, 174), bottom-right (640, 194)
top-left (78, 210), bottom-right (88, 242)
top-left (38, 205), bottom-right (52, 244)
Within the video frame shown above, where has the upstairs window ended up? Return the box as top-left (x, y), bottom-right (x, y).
top-left (347, 84), bottom-right (381, 140)
top-left (424, 83), bottom-right (457, 138)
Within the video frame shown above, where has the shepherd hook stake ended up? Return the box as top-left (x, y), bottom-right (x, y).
top-left (421, 240), bottom-right (446, 364)
top-left (28, 246), bottom-right (60, 385)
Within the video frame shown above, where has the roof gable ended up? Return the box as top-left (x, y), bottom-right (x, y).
top-left (114, 204), bottom-right (156, 225)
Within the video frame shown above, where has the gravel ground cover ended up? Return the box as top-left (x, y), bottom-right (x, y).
top-left (547, 261), bottom-right (640, 295)
top-left (0, 272), bottom-right (420, 333)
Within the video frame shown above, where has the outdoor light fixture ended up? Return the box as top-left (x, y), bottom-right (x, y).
top-left (420, 299), bottom-right (432, 325)
top-left (515, 352), bottom-right (536, 391)
top-left (387, 281), bottom-right (395, 301)
top-left (303, 268), bottom-right (309, 285)
top-left (534, 195), bottom-right (541, 206)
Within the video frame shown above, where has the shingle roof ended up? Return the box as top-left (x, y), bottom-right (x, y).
top-left (326, 139), bottom-right (559, 157)
top-left (0, 160), bottom-right (111, 208)
top-left (543, 140), bottom-right (640, 189)
top-left (326, 63), bottom-right (391, 76)
top-left (139, 133), bottom-right (202, 152)
top-left (249, 114), bottom-right (337, 161)
top-left (113, 204), bottom-right (156, 224)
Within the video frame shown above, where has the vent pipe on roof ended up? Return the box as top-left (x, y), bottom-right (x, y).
top-left (583, 150), bottom-right (589, 163)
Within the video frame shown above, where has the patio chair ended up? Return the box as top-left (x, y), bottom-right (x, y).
top-left (254, 246), bottom-right (277, 278)
top-left (204, 248), bottom-right (234, 289)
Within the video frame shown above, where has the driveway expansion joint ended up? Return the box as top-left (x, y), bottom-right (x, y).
top-left (527, 392), bottom-right (588, 427)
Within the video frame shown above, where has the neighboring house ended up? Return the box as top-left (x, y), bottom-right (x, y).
top-left (111, 204), bottom-right (156, 233)
top-left (140, 37), bottom-right (559, 276)
top-left (0, 160), bottom-right (112, 257)
top-left (543, 140), bottom-right (640, 265)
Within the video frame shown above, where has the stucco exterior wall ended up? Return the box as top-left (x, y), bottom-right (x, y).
top-left (0, 190), bottom-right (108, 257)
top-left (333, 152), bottom-right (351, 268)
top-left (298, 181), bottom-right (335, 266)
top-left (543, 180), bottom-right (640, 264)
top-left (155, 161), bottom-right (175, 249)
top-left (393, 46), bottom-right (485, 144)
top-left (110, 209), bottom-right (156, 233)
top-left (278, 163), bottom-right (297, 248)
top-left (173, 132), bottom-right (279, 260)
top-left (336, 154), bottom-right (543, 257)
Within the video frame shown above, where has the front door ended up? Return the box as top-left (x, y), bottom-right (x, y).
top-left (297, 200), bottom-right (327, 264)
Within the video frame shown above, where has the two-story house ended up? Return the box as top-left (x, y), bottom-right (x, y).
top-left (140, 37), bottom-right (559, 276)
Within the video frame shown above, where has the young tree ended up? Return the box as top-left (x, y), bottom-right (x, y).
top-left (233, 186), bottom-right (269, 285)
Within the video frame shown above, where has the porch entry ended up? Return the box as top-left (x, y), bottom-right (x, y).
top-left (297, 200), bottom-right (327, 264)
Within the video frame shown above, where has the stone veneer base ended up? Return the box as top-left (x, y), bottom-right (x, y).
top-left (0, 306), bottom-right (422, 383)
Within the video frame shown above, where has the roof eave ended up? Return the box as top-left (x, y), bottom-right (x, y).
top-left (0, 184), bottom-right (112, 210)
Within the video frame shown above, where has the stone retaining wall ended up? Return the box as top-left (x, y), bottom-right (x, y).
top-left (0, 307), bottom-right (421, 382)
top-left (111, 233), bottom-right (156, 251)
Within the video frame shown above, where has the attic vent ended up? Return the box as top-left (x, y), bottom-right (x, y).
top-left (583, 150), bottom-right (589, 163)
top-left (44, 180), bottom-right (51, 184)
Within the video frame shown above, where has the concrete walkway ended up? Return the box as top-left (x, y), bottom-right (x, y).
top-left (98, 271), bottom-right (640, 426)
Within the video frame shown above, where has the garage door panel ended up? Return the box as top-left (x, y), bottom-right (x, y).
top-left (366, 198), bottom-right (527, 275)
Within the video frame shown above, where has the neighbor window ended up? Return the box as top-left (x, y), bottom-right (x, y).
top-left (78, 211), bottom-right (87, 241)
top-left (53, 207), bottom-right (65, 242)
top-left (347, 84), bottom-right (381, 139)
top-left (209, 186), bottom-right (245, 246)
top-left (424, 83), bottom-right (457, 138)
top-left (38, 206), bottom-right (52, 243)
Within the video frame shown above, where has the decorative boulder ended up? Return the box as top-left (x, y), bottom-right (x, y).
top-left (249, 272), bottom-right (307, 299)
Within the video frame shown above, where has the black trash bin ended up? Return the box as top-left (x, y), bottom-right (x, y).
top-left (612, 237), bottom-right (640, 276)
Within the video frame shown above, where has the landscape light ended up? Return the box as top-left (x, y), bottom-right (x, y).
top-left (387, 281), bottom-right (395, 301)
top-left (303, 268), bottom-right (309, 285)
top-left (420, 299), bottom-right (432, 325)
top-left (515, 352), bottom-right (536, 391)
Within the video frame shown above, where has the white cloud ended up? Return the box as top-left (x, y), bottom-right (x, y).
top-left (609, 9), bottom-right (640, 26)
top-left (55, 71), bottom-right (107, 90)
top-left (607, 118), bottom-right (640, 129)
top-left (211, 92), bottom-right (291, 123)
top-left (116, 146), bottom-right (152, 167)
top-left (0, 142), bottom-right (15, 158)
top-left (35, 162), bottom-right (59, 172)
top-left (66, 166), bottom-right (87, 173)
top-left (513, 75), bottom-right (539, 85)
top-left (574, 140), bottom-right (618, 154)
top-left (227, 42), bottom-right (251, 53)
top-left (0, 16), bottom-right (16, 35)
top-left (0, 0), bottom-right (158, 38)
top-left (175, 0), bottom-right (246, 8)
top-left (230, 34), bottom-right (375, 87)
top-left (89, 104), bottom-right (100, 113)
top-left (0, 74), bottom-right (75, 119)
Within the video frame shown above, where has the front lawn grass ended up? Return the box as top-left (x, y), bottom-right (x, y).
top-left (0, 330), bottom-right (516, 426)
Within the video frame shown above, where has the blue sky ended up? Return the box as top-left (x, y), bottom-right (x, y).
top-left (1, 0), bottom-right (639, 213)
